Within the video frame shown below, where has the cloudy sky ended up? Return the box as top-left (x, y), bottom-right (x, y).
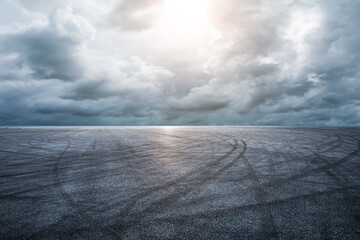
top-left (0, 0), bottom-right (359, 126)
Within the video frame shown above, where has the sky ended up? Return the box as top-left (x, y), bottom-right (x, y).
top-left (0, 0), bottom-right (359, 126)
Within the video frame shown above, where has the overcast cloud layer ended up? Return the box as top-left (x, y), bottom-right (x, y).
top-left (0, 0), bottom-right (359, 126)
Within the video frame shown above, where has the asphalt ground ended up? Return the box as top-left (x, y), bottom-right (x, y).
top-left (0, 127), bottom-right (360, 239)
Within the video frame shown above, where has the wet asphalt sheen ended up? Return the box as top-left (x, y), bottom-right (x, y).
top-left (1, 127), bottom-right (360, 239)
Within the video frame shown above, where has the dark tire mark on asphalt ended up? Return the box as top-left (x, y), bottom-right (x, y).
top-left (237, 141), bottom-right (278, 238)
top-left (302, 134), bottom-right (347, 187)
top-left (28, 136), bottom-right (53, 151)
top-left (0, 135), bottom-right (50, 152)
top-left (2, 127), bottom-right (360, 239)
top-left (264, 134), bottom-right (360, 190)
top-left (0, 149), bottom-right (49, 157)
top-left (52, 137), bottom-right (101, 237)
top-left (50, 135), bottom-right (120, 239)
top-left (52, 137), bottom-right (73, 205)
top-left (149, 185), bottom-right (360, 223)
top-left (114, 139), bottom-right (242, 236)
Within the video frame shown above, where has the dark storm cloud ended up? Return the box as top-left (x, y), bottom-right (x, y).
top-left (35, 103), bottom-right (101, 117)
top-left (33, 97), bottom-right (145, 118)
top-left (0, 29), bottom-right (81, 81)
top-left (0, 7), bottom-right (93, 82)
top-left (170, 100), bottom-right (229, 112)
top-left (62, 79), bottom-right (115, 100)
top-left (168, 83), bottom-right (230, 113)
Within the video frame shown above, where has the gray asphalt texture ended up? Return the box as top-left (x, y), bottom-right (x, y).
top-left (1, 127), bottom-right (360, 239)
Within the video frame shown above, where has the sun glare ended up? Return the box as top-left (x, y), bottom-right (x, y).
top-left (160, 0), bottom-right (209, 27)
top-left (152, 0), bottom-right (219, 52)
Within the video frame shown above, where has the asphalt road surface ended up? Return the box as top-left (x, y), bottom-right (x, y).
top-left (1, 127), bottom-right (360, 239)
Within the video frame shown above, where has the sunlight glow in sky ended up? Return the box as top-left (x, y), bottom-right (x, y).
top-left (155, 0), bottom-right (217, 47)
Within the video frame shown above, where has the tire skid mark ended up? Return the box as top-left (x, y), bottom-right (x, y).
top-left (263, 131), bottom-right (344, 187)
top-left (0, 135), bottom-right (50, 152)
top-left (52, 136), bottom-right (110, 238)
top-left (73, 131), bottom-right (219, 234)
top-left (54, 132), bottom-right (121, 238)
top-left (147, 185), bottom-right (360, 224)
top-left (113, 137), bottom-right (234, 196)
top-left (0, 134), bottom-right (56, 168)
top-left (246, 130), bottom-right (358, 199)
top-left (114, 138), bottom-right (242, 236)
top-left (28, 136), bottom-right (53, 151)
top-left (325, 134), bottom-right (360, 179)
top-left (282, 133), bottom-right (348, 188)
top-left (0, 149), bottom-right (49, 157)
top-left (0, 182), bottom-right (60, 197)
top-left (251, 140), bottom-right (284, 184)
top-left (185, 174), bottom-right (343, 208)
top-left (98, 135), bottom-right (214, 205)
top-left (305, 148), bottom-right (347, 187)
top-left (52, 137), bottom-right (73, 204)
top-left (184, 140), bottom-right (291, 207)
top-left (298, 179), bottom-right (341, 188)
top-left (263, 143), bottom-right (295, 183)
top-left (237, 141), bottom-right (278, 238)
top-left (264, 135), bottom-right (360, 190)
top-left (3, 127), bottom-right (360, 239)
top-left (108, 140), bottom-right (207, 169)
top-left (299, 133), bottom-right (344, 173)
top-left (98, 136), bottom-right (232, 213)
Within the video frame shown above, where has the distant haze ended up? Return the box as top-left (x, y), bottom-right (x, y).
top-left (0, 0), bottom-right (359, 126)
